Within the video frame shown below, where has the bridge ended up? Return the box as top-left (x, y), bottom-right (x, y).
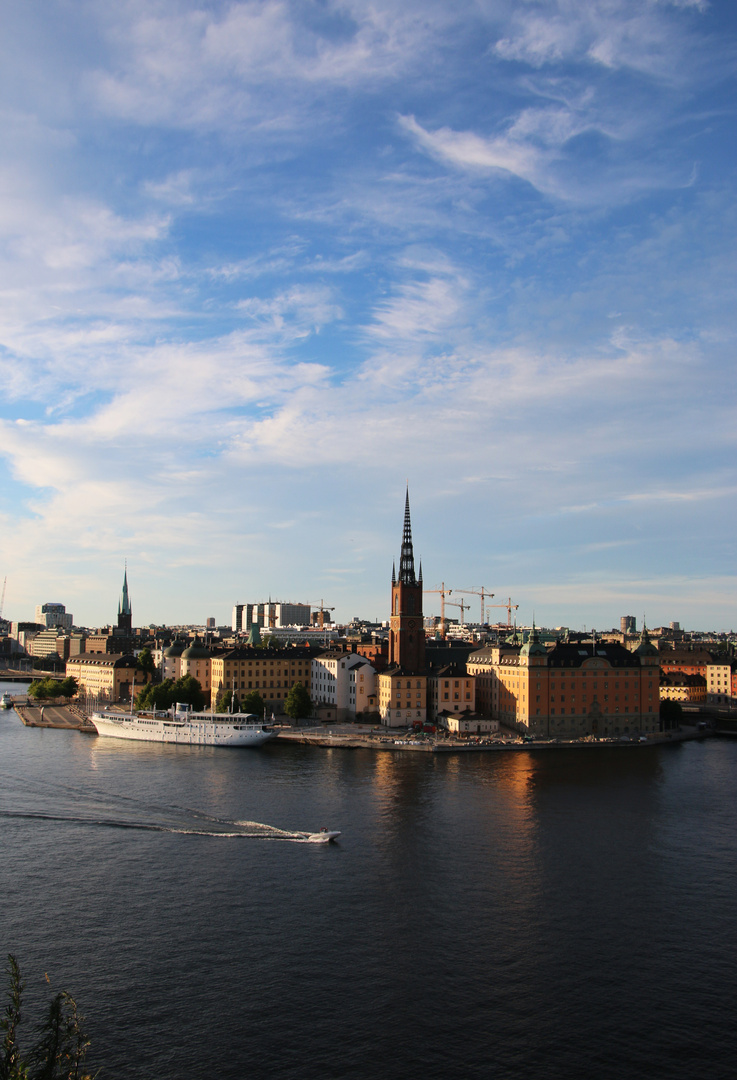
top-left (0, 666), bottom-right (65, 682)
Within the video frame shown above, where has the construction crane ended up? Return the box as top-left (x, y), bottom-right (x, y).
top-left (446, 598), bottom-right (472, 627)
top-left (307, 599), bottom-right (335, 630)
top-left (486, 598), bottom-right (519, 627)
top-left (0, 576), bottom-right (6, 620)
top-left (457, 586), bottom-right (494, 625)
top-left (423, 583), bottom-right (452, 639)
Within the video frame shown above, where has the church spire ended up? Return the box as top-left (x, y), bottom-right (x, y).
top-left (120, 564), bottom-right (131, 616)
top-left (117, 563), bottom-right (132, 632)
top-left (399, 486), bottom-right (416, 585)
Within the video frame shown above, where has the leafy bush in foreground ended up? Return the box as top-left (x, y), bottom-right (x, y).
top-left (1, 955), bottom-right (93, 1080)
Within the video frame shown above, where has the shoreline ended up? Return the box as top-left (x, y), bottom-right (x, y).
top-left (274, 724), bottom-right (712, 752)
top-left (5, 704), bottom-right (716, 752)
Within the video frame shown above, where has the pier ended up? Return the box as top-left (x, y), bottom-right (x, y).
top-left (12, 702), bottom-right (95, 732)
top-left (275, 723), bottom-right (714, 753)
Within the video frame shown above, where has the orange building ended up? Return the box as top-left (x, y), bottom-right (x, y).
top-left (467, 627), bottom-right (661, 739)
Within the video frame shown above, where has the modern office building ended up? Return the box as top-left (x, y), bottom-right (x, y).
top-left (35, 603), bottom-right (73, 630)
top-left (232, 602), bottom-right (311, 632)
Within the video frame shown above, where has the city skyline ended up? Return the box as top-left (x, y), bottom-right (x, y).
top-left (1, 1), bottom-right (736, 630)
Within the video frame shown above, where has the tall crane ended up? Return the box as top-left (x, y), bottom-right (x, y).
top-left (0, 577), bottom-right (6, 620)
top-left (486, 598), bottom-right (519, 627)
top-left (446, 598), bottom-right (472, 627)
top-left (307, 600), bottom-right (335, 629)
top-left (457, 586), bottom-right (494, 625)
top-left (423, 583), bottom-right (452, 639)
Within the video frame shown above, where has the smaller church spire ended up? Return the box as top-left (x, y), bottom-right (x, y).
top-left (117, 563), bottom-right (132, 632)
top-left (120, 565), bottom-right (131, 616)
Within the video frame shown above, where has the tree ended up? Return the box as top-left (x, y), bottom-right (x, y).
top-left (31, 657), bottom-right (64, 673)
top-left (57, 677), bottom-right (78, 700)
top-left (136, 647), bottom-right (156, 681)
top-left (1, 954), bottom-right (93, 1080)
top-left (660, 699), bottom-right (683, 731)
top-left (284, 682), bottom-right (312, 721)
top-left (216, 687), bottom-right (245, 713)
top-left (172, 674), bottom-right (205, 710)
top-left (28, 678), bottom-right (60, 701)
top-left (240, 690), bottom-right (265, 717)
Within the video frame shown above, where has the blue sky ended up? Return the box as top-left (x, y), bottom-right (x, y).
top-left (0, 0), bottom-right (735, 631)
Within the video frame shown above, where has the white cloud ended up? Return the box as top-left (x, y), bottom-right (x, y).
top-left (491, 0), bottom-right (709, 81)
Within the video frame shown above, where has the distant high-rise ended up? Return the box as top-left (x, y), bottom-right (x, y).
top-left (117, 566), bottom-right (132, 632)
top-left (620, 615), bottom-right (636, 634)
top-left (232, 602), bottom-right (311, 632)
top-left (35, 602), bottom-right (73, 630)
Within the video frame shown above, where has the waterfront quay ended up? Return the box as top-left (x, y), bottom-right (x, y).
top-left (276, 722), bottom-right (713, 753)
top-left (6, 701), bottom-right (713, 750)
top-left (14, 702), bottom-right (95, 732)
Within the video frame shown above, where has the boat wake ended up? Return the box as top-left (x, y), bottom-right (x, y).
top-left (0, 773), bottom-right (339, 843)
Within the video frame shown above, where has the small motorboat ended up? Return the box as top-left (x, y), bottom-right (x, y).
top-left (306, 829), bottom-right (341, 844)
top-left (0, 693), bottom-right (13, 710)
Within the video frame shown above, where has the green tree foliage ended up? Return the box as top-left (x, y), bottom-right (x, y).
top-left (284, 682), bottom-right (312, 721)
top-left (240, 690), bottom-right (265, 717)
top-left (57, 678), bottom-right (78, 700)
top-left (30, 652), bottom-right (64, 669)
top-left (31, 657), bottom-right (64, 673)
top-left (1, 955), bottom-right (93, 1080)
top-left (659, 699), bottom-right (683, 730)
top-left (216, 687), bottom-right (244, 713)
top-left (136, 648), bottom-right (156, 681)
top-left (135, 675), bottom-right (204, 712)
top-left (27, 678), bottom-right (62, 701)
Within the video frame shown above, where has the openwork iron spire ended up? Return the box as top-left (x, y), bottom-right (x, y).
top-left (399, 488), bottom-right (416, 585)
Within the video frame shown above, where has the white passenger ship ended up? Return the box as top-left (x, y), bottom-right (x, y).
top-left (90, 704), bottom-right (277, 747)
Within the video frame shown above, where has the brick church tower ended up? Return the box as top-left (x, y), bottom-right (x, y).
top-left (389, 489), bottom-right (425, 673)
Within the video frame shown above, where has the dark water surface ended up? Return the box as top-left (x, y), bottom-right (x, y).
top-left (1, 687), bottom-right (736, 1079)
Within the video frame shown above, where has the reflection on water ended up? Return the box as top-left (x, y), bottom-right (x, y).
top-left (1, 706), bottom-right (736, 1080)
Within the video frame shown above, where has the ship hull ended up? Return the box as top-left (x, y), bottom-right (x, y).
top-left (91, 712), bottom-right (277, 747)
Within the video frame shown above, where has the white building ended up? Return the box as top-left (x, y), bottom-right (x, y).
top-left (35, 603), bottom-right (73, 630)
top-left (348, 660), bottom-right (377, 716)
top-left (312, 650), bottom-right (375, 721)
top-left (437, 713), bottom-right (499, 736)
top-left (234, 602), bottom-right (312, 632)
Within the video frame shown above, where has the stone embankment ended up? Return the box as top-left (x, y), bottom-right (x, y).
top-left (14, 701), bottom-right (95, 732)
top-left (276, 723), bottom-right (713, 753)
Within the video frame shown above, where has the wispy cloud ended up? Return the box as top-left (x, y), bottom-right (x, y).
top-left (0, 0), bottom-right (734, 626)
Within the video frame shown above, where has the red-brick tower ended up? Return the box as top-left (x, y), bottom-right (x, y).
top-left (389, 489), bottom-right (425, 673)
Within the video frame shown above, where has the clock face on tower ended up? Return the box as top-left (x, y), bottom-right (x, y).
top-left (408, 620), bottom-right (416, 628)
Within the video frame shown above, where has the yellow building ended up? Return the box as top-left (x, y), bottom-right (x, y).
top-left (467, 628), bottom-right (661, 738)
top-left (427, 664), bottom-right (476, 719)
top-left (660, 672), bottom-right (706, 704)
top-left (210, 646), bottom-right (314, 711)
top-left (66, 653), bottom-right (146, 704)
top-left (377, 670), bottom-right (427, 727)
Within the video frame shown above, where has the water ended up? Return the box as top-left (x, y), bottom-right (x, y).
top-left (1, 681), bottom-right (736, 1079)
